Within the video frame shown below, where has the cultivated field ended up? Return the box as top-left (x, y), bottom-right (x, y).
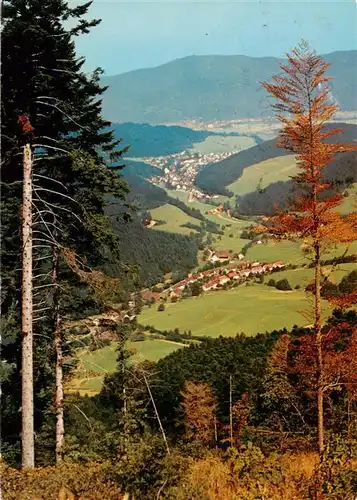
top-left (228, 155), bottom-right (298, 196)
top-left (139, 284), bottom-right (326, 338)
top-left (66, 338), bottom-right (184, 396)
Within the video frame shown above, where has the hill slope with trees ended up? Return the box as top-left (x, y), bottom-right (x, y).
top-left (196, 123), bottom-right (357, 198)
top-left (111, 122), bottom-right (212, 157)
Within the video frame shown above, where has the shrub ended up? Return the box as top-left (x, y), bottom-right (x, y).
top-left (0, 462), bottom-right (122, 500)
top-left (310, 435), bottom-right (357, 499)
top-left (276, 279), bottom-right (292, 291)
top-left (130, 332), bottom-right (146, 342)
top-left (267, 279), bottom-right (276, 287)
top-left (158, 303), bottom-right (165, 312)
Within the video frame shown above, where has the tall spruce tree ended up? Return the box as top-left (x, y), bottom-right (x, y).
top-left (1, 0), bottom-right (129, 467)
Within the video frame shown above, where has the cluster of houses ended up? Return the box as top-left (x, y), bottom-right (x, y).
top-left (209, 250), bottom-right (244, 263)
top-left (207, 204), bottom-right (231, 217)
top-left (146, 150), bottom-right (235, 194)
top-left (167, 260), bottom-right (285, 299)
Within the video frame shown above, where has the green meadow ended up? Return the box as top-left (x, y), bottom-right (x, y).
top-left (66, 338), bottom-right (185, 396)
top-left (266, 263), bottom-right (356, 288)
top-left (245, 239), bottom-right (357, 266)
top-left (228, 155), bottom-right (298, 196)
top-left (139, 284), bottom-right (327, 338)
top-left (150, 203), bottom-right (199, 234)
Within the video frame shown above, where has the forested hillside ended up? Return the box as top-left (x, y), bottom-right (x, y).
top-left (195, 137), bottom-right (289, 195)
top-left (110, 216), bottom-right (199, 287)
top-left (101, 51), bottom-right (357, 123)
top-left (111, 122), bottom-right (211, 156)
top-left (238, 147), bottom-right (357, 215)
top-left (124, 168), bottom-right (169, 209)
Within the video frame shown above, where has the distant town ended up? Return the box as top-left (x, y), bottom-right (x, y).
top-left (144, 149), bottom-right (237, 196)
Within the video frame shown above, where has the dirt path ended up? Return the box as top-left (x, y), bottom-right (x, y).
top-left (217, 213), bottom-right (245, 224)
top-left (153, 338), bottom-right (188, 347)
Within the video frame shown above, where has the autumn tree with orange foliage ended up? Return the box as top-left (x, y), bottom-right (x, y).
top-left (180, 380), bottom-right (217, 446)
top-left (230, 394), bottom-right (251, 448)
top-left (262, 333), bottom-right (307, 436)
top-left (260, 40), bottom-right (357, 456)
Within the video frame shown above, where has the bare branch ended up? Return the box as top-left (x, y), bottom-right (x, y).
top-left (36, 100), bottom-right (91, 132)
top-left (33, 154), bottom-right (68, 162)
top-left (32, 271), bottom-right (53, 280)
top-left (38, 66), bottom-right (81, 77)
top-left (33, 315), bottom-right (50, 323)
top-left (32, 244), bottom-right (53, 249)
top-left (142, 371), bottom-right (170, 455)
top-left (33, 306), bottom-right (52, 314)
top-left (72, 405), bottom-right (94, 433)
top-left (33, 196), bottom-right (83, 224)
top-left (32, 143), bottom-right (68, 154)
top-left (34, 186), bottom-right (79, 206)
top-left (33, 174), bottom-right (69, 191)
top-left (0, 180), bottom-right (23, 187)
top-left (33, 254), bottom-right (52, 262)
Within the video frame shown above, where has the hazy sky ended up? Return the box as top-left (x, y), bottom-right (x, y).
top-left (74, 0), bottom-right (357, 76)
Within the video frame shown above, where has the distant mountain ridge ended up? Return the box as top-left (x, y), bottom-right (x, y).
top-left (102, 51), bottom-right (357, 123)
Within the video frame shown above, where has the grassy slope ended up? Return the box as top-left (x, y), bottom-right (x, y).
top-left (67, 339), bottom-right (184, 396)
top-left (228, 155), bottom-right (298, 196)
top-left (150, 204), bottom-right (199, 234)
top-left (338, 183), bottom-right (357, 214)
top-left (267, 263), bottom-right (356, 288)
top-left (149, 196), bottom-right (252, 254)
top-left (245, 239), bottom-right (357, 265)
top-left (209, 231), bottom-right (250, 254)
top-left (165, 193), bottom-right (230, 222)
top-left (245, 240), bottom-right (306, 265)
top-left (139, 285), bottom-right (325, 338)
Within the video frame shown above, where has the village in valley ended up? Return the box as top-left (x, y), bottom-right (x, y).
top-left (141, 251), bottom-right (286, 306)
top-left (144, 149), bottom-right (236, 194)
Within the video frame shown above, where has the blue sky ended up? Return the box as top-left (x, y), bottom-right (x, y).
top-left (75, 0), bottom-right (357, 76)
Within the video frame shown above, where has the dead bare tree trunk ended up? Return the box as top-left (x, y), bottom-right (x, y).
top-left (52, 245), bottom-right (64, 464)
top-left (229, 374), bottom-right (233, 446)
top-left (314, 226), bottom-right (324, 457)
top-left (143, 372), bottom-right (170, 455)
top-left (214, 414), bottom-right (218, 449)
top-left (21, 143), bottom-right (35, 468)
